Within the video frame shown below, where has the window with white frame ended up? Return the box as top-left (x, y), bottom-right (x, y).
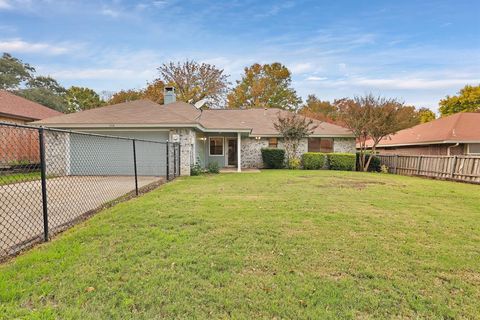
top-left (468, 143), bottom-right (480, 155)
top-left (209, 137), bottom-right (224, 155)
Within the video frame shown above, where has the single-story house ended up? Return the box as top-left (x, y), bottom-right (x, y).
top-left (0, 90), bottom-right (63, 124)
top-left (0, 90), bottom-right (63, 164)
top-left (33, 87), bottom-right (356, 175)
top-left (363, 112), bottom-right (480, 156)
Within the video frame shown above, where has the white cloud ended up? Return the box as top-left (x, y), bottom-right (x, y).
top-left (305, 76), bottom-right (327, 81)
top-left (0, 0), bottom-right (11, 9)
top-left (290, 63), bottom-right (315, 74)
top-left (100, 7), bottom-right (120, 18)
top-left (0, 38), bottom-right (71, 55)
top-left (348, 77), bottom-right (480, 90)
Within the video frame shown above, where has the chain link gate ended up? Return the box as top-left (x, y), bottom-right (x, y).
top-left (0, 122), bottom-right (180, 261)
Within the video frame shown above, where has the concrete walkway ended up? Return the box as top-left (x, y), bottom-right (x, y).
top-left (0, 175), bottom-right (162, 258)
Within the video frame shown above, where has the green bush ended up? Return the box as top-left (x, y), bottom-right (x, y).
top-left (356, 153), bottom-right (381, 172)
top-left (261, 148), bottom-right (285, 169)
top-left (288, 158), bottom-right (301, 170)
top-left (327, 153), bottom-right (356, 171)
top-left (190, 159), bottom-right (204, 176)
top-left (207, 161), bottom-right (220, 174)
top-left (302, 153), bottom-right (326, 170)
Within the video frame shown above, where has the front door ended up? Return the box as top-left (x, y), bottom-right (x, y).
top-left (227, 138), bottom-right (237, 166)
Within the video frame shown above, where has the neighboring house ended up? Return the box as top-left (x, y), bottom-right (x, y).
top-left (0, 90), bottom-right (63, 165)
top-left (0, 90), bottom-right (62, 124)
top-left (363, 112), bottom-right (480, 156)
top-left (33, 87), bottom-right (356, 175)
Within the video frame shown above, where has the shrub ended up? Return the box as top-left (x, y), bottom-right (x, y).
top-left (356, 153), bottom-right (381, 172)
top-left (207, 161), bottom-right (220, 174)
top-left (288, 158), bottom-right (301, 170)
top-left (380, 164), bottom-right (389, 174)
top-left (302, 152), bottom-right (326, 170)
top-left (327, 153), bottom-right (356, 171)
top-left (261, 148), bottom-right (285, 169)
top-left (190, 159), bottom-right (204, 176)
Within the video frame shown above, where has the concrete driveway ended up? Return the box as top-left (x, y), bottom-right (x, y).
top-left (0, 175), bottom-right (163, 258)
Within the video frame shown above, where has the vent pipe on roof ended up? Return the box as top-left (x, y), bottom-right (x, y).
top-left (164, 86), bottom-right (176, 104)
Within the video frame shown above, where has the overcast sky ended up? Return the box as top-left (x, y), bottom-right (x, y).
top-left (1, 0), bottom-right (479, 112)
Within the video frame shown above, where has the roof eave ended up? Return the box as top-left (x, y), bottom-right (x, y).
top-left (364, 140), bottom-right (480, 148)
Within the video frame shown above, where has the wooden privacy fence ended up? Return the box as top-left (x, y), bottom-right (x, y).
top-left (375, 154), bottom-right (480, 184)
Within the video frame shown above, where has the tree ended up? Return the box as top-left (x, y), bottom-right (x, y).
top-left (16, 88), bottom-right (68, 112)
top-left (396, 105), bottom-right (422, 128)
top-left (17, 76), bottom-right (68, 112)
top-left (0, 53), bottom-right (35, 90)
top-left (439, 85), bottom-right (480, 116)
top-left (108, 89), bottom-right (145, 105)
top-left (336, 94), bottom-right (415, 172)
top-left (27, 76), bottom-right (65, 94)
top-left (274, 112), bottom-right (317, 168)
top-left (65, 86), bottom-right (104, 113)
top-left (158, 60), bottom-right (229, 108)
top-left (418, 107), bottom-right (436, 123)
top-left (143, 79), bottom-right (165, 104)
top-left (227, 62), bottom-right (302, 110)
top-left (298, 94), bottom-right (337, 123)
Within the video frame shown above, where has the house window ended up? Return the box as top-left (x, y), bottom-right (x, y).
top-left (308, 138), bottom-right (334, 153)
top-left (268, 137), bottom-right (278, 148)
top-left (209, 137), bottom-right (224, 156)
top-left (468, 143), bottom-right (480, 155)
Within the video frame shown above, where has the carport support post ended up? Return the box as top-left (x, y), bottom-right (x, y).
top-left (166, 142), bottom-right (170, 181)
top-left (38, 127), bottom-right (49, 242)
top-left (178, 144), bottom-right (181, 176)
top-left (173, 144), bottom-right (177, 178)
top-left (132, 139), bottom-right (139, 196)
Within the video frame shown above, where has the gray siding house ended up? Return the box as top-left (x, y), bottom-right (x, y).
top-left (34, 88), bottom-right (355, 175)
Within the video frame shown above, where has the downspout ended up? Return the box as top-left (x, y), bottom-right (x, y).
top-left (447, 143), bottom-right (460, 156)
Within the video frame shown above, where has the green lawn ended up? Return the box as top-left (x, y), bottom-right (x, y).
top-left (1, 170), bottom-right (479, 319)
top-left (0, 171), bottom-right (41, 186)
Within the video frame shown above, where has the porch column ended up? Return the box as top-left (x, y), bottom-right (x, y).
top-left (237, 132), bottom-right (241, 172)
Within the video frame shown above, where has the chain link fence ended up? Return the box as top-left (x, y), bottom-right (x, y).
top-left (0, 122), bottom-right (180, 261)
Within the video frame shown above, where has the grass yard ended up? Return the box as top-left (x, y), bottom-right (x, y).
top-left (1, 170), bottom-right (479, 319)
top-left (0, 171), bottom-right (41, 186)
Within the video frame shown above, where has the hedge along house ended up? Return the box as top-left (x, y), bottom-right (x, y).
top-left (33, 87), bottom-right (356, 175)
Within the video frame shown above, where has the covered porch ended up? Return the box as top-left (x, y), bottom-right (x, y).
top-left (195, 131), bottom-right (247, 172)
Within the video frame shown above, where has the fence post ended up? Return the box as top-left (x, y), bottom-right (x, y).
top-left (394, 155), bottom-right (398, 174)
top-left (416, 155), bottom-right (422, 175)
top-left (173, 144), bottom-right (177, 178)
top-left (38, 128), bottom-right (49, 242)
top-left (166, 142), bottom-right (170, 181)
top-left (132, 139), bottom-right (138, 196)
top-left (451, 155), bottom-right (457, 178)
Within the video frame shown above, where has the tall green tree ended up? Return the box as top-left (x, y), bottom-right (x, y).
top-left (0, 53), bottom-right (35, 90)
top-left (17, 76), bottom-right (68, 112)
top-left (0, 53), bottom-right (69, 112)
top-left (65, 86), bottom-right (104, 113)
top-left (439, 85), bottom-right (480, 116)
top-left (17, 88), bottom-right (68, 112)
top-left (227, 62), bottom-right (302, 110)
